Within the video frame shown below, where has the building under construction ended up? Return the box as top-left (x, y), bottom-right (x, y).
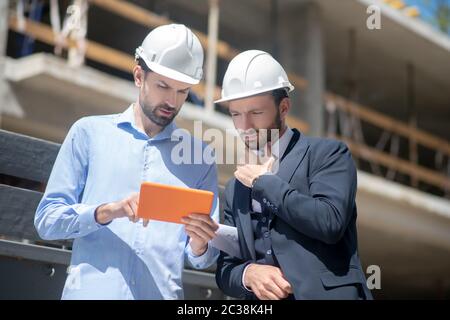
top-left (0, 0), bottom-right (449, 299)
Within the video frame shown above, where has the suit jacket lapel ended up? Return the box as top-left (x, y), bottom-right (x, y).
top-left (276, 130), bottom-right (309, 183)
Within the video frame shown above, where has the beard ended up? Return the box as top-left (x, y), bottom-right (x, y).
top-left (140, 100), bottom-right (179, 127)
top-left (242, 109), bottom-right (282, 151)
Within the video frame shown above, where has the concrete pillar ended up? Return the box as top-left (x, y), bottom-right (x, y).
top-left (0, 0), bottom-right (10, 127)
top-left (278, 1), bottom-right (325, 137)
top-left (205, 0), bottom-right (220, 113)
top-left (0, 0), bottom-right (8, 59)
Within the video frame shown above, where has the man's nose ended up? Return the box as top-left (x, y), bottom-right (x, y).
top-left (241, 114), bottom-right (253, 131)
top-left (165, 91), bottom-right (178, 107)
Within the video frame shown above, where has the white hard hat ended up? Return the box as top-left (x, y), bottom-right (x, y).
top-left (135, 24), bottom-right (204, 84)
top-left (215, 50), bottom-right (294, 103)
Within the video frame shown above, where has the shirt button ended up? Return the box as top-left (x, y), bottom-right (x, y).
top-left (131, 280), bottom-right (136, 286)
top-left (266, 249), bottom-right (272, 255)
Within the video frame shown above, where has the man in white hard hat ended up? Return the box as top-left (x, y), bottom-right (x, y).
top-left (35, 24), bottom-right (219, 299)
top-left (215, 50), bottom-right (373, 300)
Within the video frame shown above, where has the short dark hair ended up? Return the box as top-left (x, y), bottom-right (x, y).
top-left (271, 88), bottom-right (289, 106)
top-left (137, 58), bottom-right (151, 73)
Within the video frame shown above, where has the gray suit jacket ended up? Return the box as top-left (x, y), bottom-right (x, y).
top-left (215, 130), bottom-right (373, 300)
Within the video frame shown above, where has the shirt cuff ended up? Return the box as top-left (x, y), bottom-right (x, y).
top-left (186, 243), bottom-right (219, 269)
top-left (242, 264), bottom-right (253, 292)
top-left (74, 204), bottom-right (108, 234)
top-left (251, 174), bottom-right (274, 203)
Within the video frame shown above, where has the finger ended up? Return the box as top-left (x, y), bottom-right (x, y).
top-left (234, 170), bottom-right (242, 182)
top-left (129, 199), bottom-right (138, 218)
top-left (185, 230), bottom-right (205, 244)
top-left (185, 225), bottom-right (213, 242)
top-left (185, 230), bottom-right (197, 241)
top-left (265, 142), bottom-right (272, 157)
top-left (181, 216), bottom-right (189, 224)
top-left (267, 281), bottom-right (289, 299)
top-left (273, 274), bottom-right (292, 295)
top-left (264, 276), bottom-right (288, 299)
top-left (188, 217), bottom-right (219, 233)
top-left (184, 221), bottom-right (216, 239)
top-left (266, 157), bottom-right (275, 172)
top-left (211, 219), bottom-right (219, 232)
top-left (237, 165), bottom-right (255, 177)
top-left (260, 289), bottom-right (280, 301)
top-left (250, 150), bottom-right (260, 165)
top-left (124, 204), bottom-right (135, 222)
top-left (253, 289), bottom-right (262, 300)
top-left (126, 195), bottom-right (139, 223)
top-left (188, 214), bottom-right (218, 230)
top-left (234, 170), bottom-right (251, 187)
top-left (185, 228), bottom-right (209, 244)
top-left (129, 193), bottom-right (140, 222)
top-left (126, 202), bottom-right (139, 223)
top-left (243, 147), bottom-right (258, 165)
top-left (244, 147), bottom-right (252, 164)
top-left (187, 213), bottom-right (212, 222)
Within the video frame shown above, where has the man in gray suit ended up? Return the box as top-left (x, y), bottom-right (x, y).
top-left (215, 50), bottom-right (373, 300)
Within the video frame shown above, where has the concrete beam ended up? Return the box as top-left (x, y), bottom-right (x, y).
top-left (357, 171), bottom-right (450, 251)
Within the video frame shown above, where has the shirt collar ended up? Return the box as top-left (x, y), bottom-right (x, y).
top-left (270, 126), bottom-right (294, 159)
top-left (115, 104), bottom-right (178, 141)
top-left (116, 104), bottom-right (135, 126)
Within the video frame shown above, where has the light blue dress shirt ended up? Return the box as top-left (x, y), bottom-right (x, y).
top-left (35, 104), bottom-right (220, 299)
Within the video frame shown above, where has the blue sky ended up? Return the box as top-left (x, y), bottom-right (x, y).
top-left (404, 0), bottom-right (450, 33)
top-left (405, 0), bottom-right (438, 20)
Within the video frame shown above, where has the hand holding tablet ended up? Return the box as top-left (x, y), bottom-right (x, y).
top-left (137, 181), bottom-right (214, 224)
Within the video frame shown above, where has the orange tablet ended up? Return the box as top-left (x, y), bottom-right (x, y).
top-left (137, 181), bottom-right (214, 224)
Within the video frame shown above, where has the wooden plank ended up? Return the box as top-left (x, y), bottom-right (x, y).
top-left (0, 115), bottom-right (67, 143)
top-left (286, 115), bottom-right (310, 135)
top-left (0, 184), bottom-right (44, 242)
top-left (288, 73), bottom-right (309, 91)
top-left (326, 92), bottom-right (450, 156)
top-left (8, 15), bottom-right (135, 74)
top-left (0, 184), bottom-right (72, 247)
top-left (90, 0), bottom-right (240, 62)
top-left (0, 239), bottom-right (71, 266)
top-left (337, 137), bottom-right (450, 190)
top-left (0, 129), bottom-right (60, 183)
top-left (89, 0), bottom-right (309, 90)
top-left (7, 15), bottom-right (213, 104)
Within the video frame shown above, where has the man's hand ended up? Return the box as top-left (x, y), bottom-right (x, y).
top-left (95, 193), bottom-right (149, 227)
top-left (244, 264), bottom-right (293, 300)
top-left (181, 213), bottom-right (219, 256)
top-left (235, 148), bottom-right (275, 188)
